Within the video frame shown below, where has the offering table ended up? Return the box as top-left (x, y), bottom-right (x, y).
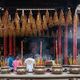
top-left (0, 72), bottom-right (80, 80)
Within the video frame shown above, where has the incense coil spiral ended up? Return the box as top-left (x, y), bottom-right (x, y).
top-left (25, 18), bottom-right (32, 36)
top-left (36, 12), bottom-right (42, 36)
top-left (67, 9), bottom-right (72, 25)
top-left (21, 15), bottom-right (27, 36)
top-left (42, 15), bottom-right (47, 30)
top-left (31, 18), bottom-right (37, 36)
top-left (2, 10), bottom-right (9, 37)
top-left (59, 10), bottom-right (65, 26)
top-left (0, 17), bottom-right (3, 37)
top-left (14, 12), bottom-right (20, 36)
top-left (53, 11), bottom-right (59, 25)
top-left (45, 10), bottom-right (49, 25)
top-left (0, 9), bottom-right (76, 37)
top-left (7, 21), bottom-right (14, 36)
top-left (49, 16), bottom-right (54, 27)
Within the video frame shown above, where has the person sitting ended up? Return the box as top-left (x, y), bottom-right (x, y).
top-left (13, 56), bottom-right (22, 71)
top-left (7, 55), bottom-right (14, 71)
top-left (24, 55), bottom-right (35, 72)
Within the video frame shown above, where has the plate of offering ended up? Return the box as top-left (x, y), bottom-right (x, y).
top-left (34, 66), bottom-right (46, 74)
top-left (69, 65), bottom-right (80, 74)
top-left (16, 66), bottom-right (27, 74)
top-left (51, 64), bottom-right (63, 74)
top-left (1, 66), bottom-right (10, 74)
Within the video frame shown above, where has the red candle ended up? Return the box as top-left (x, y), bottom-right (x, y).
top-left (73, 15), bottom-right (77, 64)
top-left (40, 41), bottom-right (42, 61)
top-left (56, 40), bottom-right (58, 64)
top-left (21, 41), bottom-right (23, 59)
top-left (58, 26), bottom-right (62, 58)
top-left (9, 35), bottom-right (13, 55)
top-left (64, 17), bottom-right (68, 64)
top-left (13, 35), bottom-right (16, 56)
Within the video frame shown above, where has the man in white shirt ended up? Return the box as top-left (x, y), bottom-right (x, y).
top-left (24, 57), bottom-right (35, 72)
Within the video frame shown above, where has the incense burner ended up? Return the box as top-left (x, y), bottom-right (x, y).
top-left (34, 66), bottom-right (46, 74)
top-left (51, 65), bottom-right (63, 74)
top-left (16, 66), bottom-right (27, 74)
top-left (69, 65), bottom-right (80, 74)
top-left (1, 66), bottom-right (10, 74)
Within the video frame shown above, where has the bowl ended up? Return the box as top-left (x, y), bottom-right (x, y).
top-left (16, 66), bottom-right (27, 74)
top-left (34, 66), bottom-right (46, 74)
top-left (69, 65), bottom-right (80, 74)
top-left (51, 65), bottom-right (63, 74)
top-left (1, 66), bottom-right (10, 74)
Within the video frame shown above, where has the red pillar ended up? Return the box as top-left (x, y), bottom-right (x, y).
top-left (58, 26), bottom-right (62, 58)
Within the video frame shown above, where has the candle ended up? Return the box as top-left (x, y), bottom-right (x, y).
top-left (64, 17), bottom-right (68, 64)
top-left (58, 26), bottom-right (62, 58)
top-left (9, 35), bottom-right (13, 55)
top-left (56, 40), bottom-right (58, 64)
top-left (73, 15), bottom-right (77, 64)
top-left (13, 35), bottom-right (16, 56)
top-left (40, 41), bottom-right (42, 62)
top-left (21, 41), bottom-right (23, 59)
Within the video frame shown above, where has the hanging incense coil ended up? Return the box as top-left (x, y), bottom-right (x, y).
top-left (2, 10), bottom-right (9, 27)
top-left (31, 18), bottom-right (37, 36)
top-left (14, 12), bottom-right (20, 36)
top-left (0, 17), bottom-right (3, 37)
top-left (2, 10), bottom-right (9, 37)
top-left (49, 16), bottom-right (54, 27)
top-left (8, 21), bottom-right (14, 36)
top-left (29, 10), bottom-right (33, 24)
top-left (28, 10), bottom-right (34, 36)
top-left (42, 15), bottom-right (47, 30)
top-left (67, 9), bottom-right (72, 25)
top-left (59, 9), bottom-right (65, 26)
top-left (21, 14), bottom-right (27, 36)
top-left (25, 18), bottom-right (32, 36)
top-left (36, 12), bottom-right (42, 36)
top-left (53, 11), bottom-right (59, 26)
top-left (7, 14), bottom-right (13, 36)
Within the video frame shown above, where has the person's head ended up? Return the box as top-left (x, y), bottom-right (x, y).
top-left (16, 56), bottom-right (20, 60)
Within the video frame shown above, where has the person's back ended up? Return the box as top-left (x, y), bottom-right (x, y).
top-left (7, 56), bottom-right (14, 68)
top-left (24, 58), bottom-right (35, 72)
top-left (13, 56), bottom-right (22, 71)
